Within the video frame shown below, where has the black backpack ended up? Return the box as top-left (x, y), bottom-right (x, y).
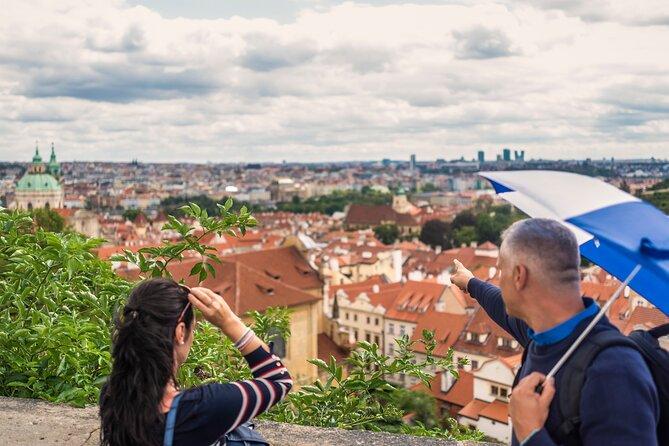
top-left (517, 324), bottom-right (669, 446)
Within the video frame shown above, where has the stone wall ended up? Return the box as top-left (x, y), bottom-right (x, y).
top-left (0, 397), bottom-right (500, 446)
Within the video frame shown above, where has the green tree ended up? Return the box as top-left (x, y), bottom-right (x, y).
top-left (419, 220), bottom-right (452, 249)
top-left (122, 208), bottom-right (142, 221)
top-left (269, 333), bottom-right (481, 441)
top-left (32, 208), bottom-right (65, 233)
top-left (0, 202), bottom-right (277, 407)
top-left (452, 225), bottom-right (478, 247)
top-left (451, 210), bottom-right (476, 230)
top-left (374, 224), bottom-right (400, 245)
top-left (421, 183), bottom-right (439, 193)
top-left (394, 388), bottom-right (439, 428)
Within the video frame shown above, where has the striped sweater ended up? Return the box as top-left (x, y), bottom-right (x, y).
top-left (160, 346), bottom-right (293, 446)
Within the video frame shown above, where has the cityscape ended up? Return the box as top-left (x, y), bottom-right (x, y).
top-left (2, 0), bottom-right (669, 445)
top-left (1, 146), bottom-right (668, 443)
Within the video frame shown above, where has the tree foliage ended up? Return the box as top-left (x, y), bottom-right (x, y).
top-left (268, 333), bottom-right (481, 441)
top-left (0, 204), bottom-right (281, 407)
top-left (276, 189), bottom-right (391, 215)
top-left (374, 224), bottom-right (400, 245)
top-left (419, 220), bottom-right (452, 249)
top-left (32, 208), bottom-right (65, 233)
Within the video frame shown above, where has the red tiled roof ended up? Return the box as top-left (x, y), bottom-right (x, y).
top-left (479, 399), bottom-right (509, 423)
top-left (411, 371), bottom-right (474, 408)
top-left (623, 306), bottom-right (669, 335)
top-left (454, 306), bottom-right (523, 358)
top-left (426, 246), bottom-right (497, 275)
top-left (171, 258), bottom-right (321, 314)
top-left (385, 281), bottom-right (448, 323)
top-left (317, 333), bottom-right (349, 363)
top-left (581, 281), bottom-right (619, 303)
top-left (345, 204), bottom-right (420, 228)
top-left (458, 399), bottom-right (488, 420)
top-left (224, 246), bottom-right (323, 291)
top-left (411, 311), bottom-right (470, 357)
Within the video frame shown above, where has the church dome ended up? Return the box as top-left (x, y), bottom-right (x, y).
top-left (16, 173), bottom-right (61, 191)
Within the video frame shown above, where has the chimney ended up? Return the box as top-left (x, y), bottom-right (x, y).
top-left (372, 284), bottom-right (380, 293)
top-left (435, 245), bottom-right (442, 254)
top-left (392, 249), bottom-right (403, 283)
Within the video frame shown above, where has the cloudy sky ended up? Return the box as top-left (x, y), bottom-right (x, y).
top-left (1, 0), bottom-right (668, 163)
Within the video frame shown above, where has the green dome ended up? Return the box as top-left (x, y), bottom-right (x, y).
top-left (16, 173), bottom-right (61, 191)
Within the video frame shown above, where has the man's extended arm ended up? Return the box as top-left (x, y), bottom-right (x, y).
top-left (466, 277), bottom-right (530, 345)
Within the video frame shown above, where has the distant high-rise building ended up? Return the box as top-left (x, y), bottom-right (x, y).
top-left (503, 148), bottom-right (511, 161)
top-left (513, 150), bottom-right (526, 162)
top-left (410, 154), bottom-right (416, 171)
top-left (477, 150), bottom-right (485, 163)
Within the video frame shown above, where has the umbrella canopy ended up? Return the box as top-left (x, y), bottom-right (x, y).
top-left (479, 170), bottom-right (669, 316)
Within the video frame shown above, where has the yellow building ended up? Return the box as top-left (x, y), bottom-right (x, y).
top-left (165, 246), bottom-right (324, 385)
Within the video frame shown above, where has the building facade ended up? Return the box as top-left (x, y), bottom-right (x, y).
top-left (13, 143), bottom-right (64, 210)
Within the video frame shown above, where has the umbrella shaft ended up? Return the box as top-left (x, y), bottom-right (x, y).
top-left (544, 264), bottom-right (642, 383)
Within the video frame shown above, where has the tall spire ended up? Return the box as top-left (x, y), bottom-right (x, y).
top-left (32, 141), bottom-right (43, 163)
top-left (50, 142), bottom-right (56, 162)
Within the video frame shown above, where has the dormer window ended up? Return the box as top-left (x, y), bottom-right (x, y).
top-left (256, 284), bottom-right (275, 295)
top-left (265, 269), bottom-right (281, 280)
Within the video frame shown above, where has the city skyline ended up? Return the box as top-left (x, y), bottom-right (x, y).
top-left (1, 1), bottom-right (668, 163)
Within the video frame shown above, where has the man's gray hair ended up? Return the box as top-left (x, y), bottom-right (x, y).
top-left (501, 218), bottom-right (581, 287)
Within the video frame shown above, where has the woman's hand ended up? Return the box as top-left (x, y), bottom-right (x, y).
top-left (188, 286), bottom-right (268, 354)
top-left (188, 287), bottom-right (239, 331)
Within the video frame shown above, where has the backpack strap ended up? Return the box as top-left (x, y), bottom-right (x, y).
top-left (512, 343), bottom-right (530, 389)
top-left (649, 322), bottom-right (669, 339)
top-left (552, 330), bottom-right (638, 446)
top-left (163, 392), bottom-right (185, 446)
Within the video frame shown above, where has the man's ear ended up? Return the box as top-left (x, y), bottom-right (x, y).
top-left (514, 264), bottom-right (528, 291)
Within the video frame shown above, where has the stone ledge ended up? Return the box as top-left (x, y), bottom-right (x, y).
top-left (0, 397), bottom-right (499, 446)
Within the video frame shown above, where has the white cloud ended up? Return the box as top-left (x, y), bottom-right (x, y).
top-left (0, 0), bottom-right (667, 162)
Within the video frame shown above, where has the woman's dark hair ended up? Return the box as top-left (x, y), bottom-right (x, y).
top-left (100, 278), bottom-right (194, 446)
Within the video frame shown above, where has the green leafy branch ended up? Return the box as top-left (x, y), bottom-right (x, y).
top-left (111, 199), bottom-right (257, 281)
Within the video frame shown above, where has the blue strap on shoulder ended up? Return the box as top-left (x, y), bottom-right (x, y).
top-left (163, 392), bottom-right (185, 446)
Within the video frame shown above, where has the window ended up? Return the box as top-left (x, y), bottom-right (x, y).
top-left (399, 325), bottom-right (406, 335)
top-left (500, 388), bottom-right (509, 398)
top-left (345, 312), bottom-right (349, 320)
top-left (471, 360), bottom-right (479, 369)
top-left (269, 328), bottom-right (287, 359)
top-left (491, 385), bottom-right (499, 396)
top-left (375, 318), bottom-right (379, 326)
top-left (374, 335), bottom-right (380, 345)
top-left (354, 314), bottom-right (358, 322)
top-left (388, 343), bottom-right (395, 355)
top-left (365, 333), bottom-right (371, 342)
top-left (389, 323), bottom-right (395, 334)
top-left (354, 330), bottom-right (359, 341)
top-left (366, 316), bottom-right (371, 324)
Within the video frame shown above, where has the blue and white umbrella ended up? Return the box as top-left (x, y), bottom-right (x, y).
top-left (478, 170), bottom-right (669, 378)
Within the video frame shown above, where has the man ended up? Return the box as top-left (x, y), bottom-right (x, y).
top-left (451, 218), bottom-right (658, 445)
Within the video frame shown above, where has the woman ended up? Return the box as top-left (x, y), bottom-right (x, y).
top-left (100, 278), bottom-right (292, 445)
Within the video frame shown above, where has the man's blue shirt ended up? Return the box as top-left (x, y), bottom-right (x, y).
top-left (527, 299), bottom-right (599, 346)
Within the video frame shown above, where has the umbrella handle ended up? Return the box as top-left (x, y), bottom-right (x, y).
top-left (534, 264), bottom-right (642, 394)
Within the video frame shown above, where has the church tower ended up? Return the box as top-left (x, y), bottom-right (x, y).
top-left (48, 142), bottom-right (60, 178)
